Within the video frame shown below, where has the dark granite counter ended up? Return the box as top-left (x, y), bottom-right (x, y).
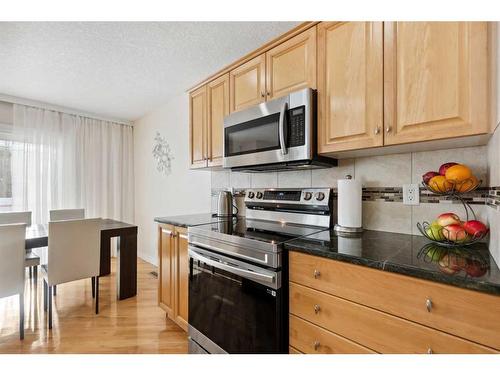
top-left (284, 230), bottom-right (500, 296)
top-left (154, 213), bottom-right (223, 228)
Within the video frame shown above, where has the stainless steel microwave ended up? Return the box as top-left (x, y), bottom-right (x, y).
top-left (222, 88), bottom-right (337, 172)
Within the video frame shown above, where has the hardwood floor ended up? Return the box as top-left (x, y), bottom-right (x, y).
top-left (0, 258), bottom-right (188, 353)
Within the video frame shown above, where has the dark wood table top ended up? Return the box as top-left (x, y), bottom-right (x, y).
top-left (25, 219), bottom-right (137, 249)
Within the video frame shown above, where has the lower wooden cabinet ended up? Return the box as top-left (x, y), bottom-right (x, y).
top-left (157, 224), bottom-right (188, 331)
top-left (289, 251), bottom-right (499, 354)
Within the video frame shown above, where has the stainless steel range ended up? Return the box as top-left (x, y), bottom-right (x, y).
top-left (187, 188), bottom-right (335, 354)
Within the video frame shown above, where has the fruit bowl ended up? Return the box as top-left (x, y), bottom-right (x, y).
top-left (422, 177), bottom-right (482, 195)
top-left (417, 221), bottom-right (489, 247)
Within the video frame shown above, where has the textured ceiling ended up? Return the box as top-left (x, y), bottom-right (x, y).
top-left (0, 22), bottom-right (299, 122)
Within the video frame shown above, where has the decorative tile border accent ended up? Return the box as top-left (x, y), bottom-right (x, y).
top-left (487, 187), bottom-right (500, 210)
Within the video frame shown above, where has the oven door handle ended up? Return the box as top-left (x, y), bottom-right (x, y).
top-left (188, 248), bottom-right (276, 286)
top-left (278, 101), bottom-right (288, 155)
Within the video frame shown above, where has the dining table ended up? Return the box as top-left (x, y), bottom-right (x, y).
top-left (25, 219), bottom-right (138, 300)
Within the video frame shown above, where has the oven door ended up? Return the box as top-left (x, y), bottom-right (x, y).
top-left (188, 246), bottom-right (284, 354)
top-left (223, 88), bottom-right (312, 169)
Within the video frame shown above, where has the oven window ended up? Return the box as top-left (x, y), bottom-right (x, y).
top-left (189, 258), bottom-right (283, 353)
top-left (225, 113), bottom-right (280, 157)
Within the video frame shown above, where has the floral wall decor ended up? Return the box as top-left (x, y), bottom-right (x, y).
top-left (152, 131), bottom-right (174, 175)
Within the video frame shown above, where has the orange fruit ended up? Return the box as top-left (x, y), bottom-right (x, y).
top-left (456, 175), bottom-right (479, 193)
top-left (445, 164), bottom-right (473, 182)
top-left (428, 175), bottom-right (453, 193)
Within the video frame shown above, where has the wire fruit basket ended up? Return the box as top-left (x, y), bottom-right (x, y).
top-left (422, 177), bottom-right (481, 195)
top-left (417, 221), bottom-right (489, 247)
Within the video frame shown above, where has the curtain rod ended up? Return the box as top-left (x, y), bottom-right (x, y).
top-left (0, 94), bottom-right (133, 126)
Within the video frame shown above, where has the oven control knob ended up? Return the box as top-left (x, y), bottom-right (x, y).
top-left (315, 192), bottom-right (325, 201)
top-left (256, 192), bottom-right (263, 199)
top-left (247, 191), bottom-right (255, 199)
top-left (303, 192), bottom-right (312, 201)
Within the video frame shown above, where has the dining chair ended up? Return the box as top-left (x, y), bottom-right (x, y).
top-left (42, 218), bottom-right (101, 329)
top-left (49, 208), bottom-right (85, 221)
top-left (0, 211), bottom-right (40, 285)
top-left (48, 208), bottom-right (85, 296)
top-left (0, 223), bottom-right (27, 339)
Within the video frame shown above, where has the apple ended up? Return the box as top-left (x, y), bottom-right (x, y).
top-left (464, 259), bottom-right (488, 278)
top-left (422, 171), bottom-right (440, 185)
top-left (436, 213), bottom-right (461, 227)
top-left (439, 162), bottom-right (458, 176)
top-left (425, 223), bottom-right (445, 241)
top-left (463, 220), bottom-right (488, 238)
top-left (442, 224), bottom-right (469, 242)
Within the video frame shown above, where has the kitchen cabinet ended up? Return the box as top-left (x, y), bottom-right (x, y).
top-left (289, 251), bottom-right (500, 353)
top-left (157, 224), bottom-right (188, 331)
top-left (207, 74), bottom-right (229, 167)
top-left (265, 26), bottom-right (317, 100)
top-left (384, 22), bottom-right (489, 145)
top-left (318, 22), bottom-right (384, 154)
top-left (189, 86), bottom-right (207, 169)
top-left (229, 54), bottom-right (266, 113)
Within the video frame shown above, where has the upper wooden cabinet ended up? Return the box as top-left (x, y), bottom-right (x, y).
top-left (207, 74), bottom-right (229, 167)
top-left (318, 22), bottom-right (384, 154)
top-left (230, 55), bottom-right (266, 113)
top-left (189, 86), bottom-right (207, 169)
top-left (265, 27), bottom-right (317, 100)
top-left (384, 22), bottom-right (489, 145)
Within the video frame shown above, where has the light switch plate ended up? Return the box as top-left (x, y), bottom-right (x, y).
top-left (403, 184), bottom-right (420, 205)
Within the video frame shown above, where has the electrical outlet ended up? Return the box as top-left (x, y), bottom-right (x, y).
top-left (403, 184), bottom-right (420, 205)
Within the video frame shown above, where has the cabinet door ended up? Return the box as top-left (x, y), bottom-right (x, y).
top-left (317, 22), bottom-right (384, 155)
top-left (158, 224), bottom-right (175, 315)
top-left (229, 54), bottom-right (266, 113)
top-left (265, 27), bottom-right (317, 100)
top-left (189, 86), bottom-right (208, 168)
top-left (174, 226), bottom-right (189, 332)
top-left (207, 74), bottom-right (229, 167)
top-left (384, 22), bottom-right (488, 145)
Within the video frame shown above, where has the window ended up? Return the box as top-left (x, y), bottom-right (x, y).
top-left (0, 140), bottom-right (13, 212)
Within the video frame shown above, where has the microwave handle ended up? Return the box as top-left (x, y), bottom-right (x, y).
top-left (278, 101), bottom-right (288, 155)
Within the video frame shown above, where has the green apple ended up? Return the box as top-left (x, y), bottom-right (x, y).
top-left (426, 223), bottom-right (445, 241)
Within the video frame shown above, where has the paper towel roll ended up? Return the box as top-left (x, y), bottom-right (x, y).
top-left (337, 178), bottom-right (362, 229)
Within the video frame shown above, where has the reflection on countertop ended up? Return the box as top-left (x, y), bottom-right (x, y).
top-left (284, 230), bottom-right (500, 296)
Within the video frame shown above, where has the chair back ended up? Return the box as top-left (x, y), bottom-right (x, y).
top-left (49, 208), bottom-right (85, 221)
top-left (0, 211), bottom-right (32, 226)
top-left (47, 218), bottom-right (101, 286)
top-left (0, 223), bottom-right (26, 299)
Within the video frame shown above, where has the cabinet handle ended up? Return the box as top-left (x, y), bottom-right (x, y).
top-left (386, 126), bottom-right (392, 133)
top-left (261, 92), bottom-right (265, 98)
top-left (313, 269), bottom-right (321, 279)
top-left (266, 91), bottom-right (270, 97)
top-left (426, 298), bottom-right (433, 312)
top-left (313, 341), bottom-right (320, 351)
top-left (374, 126), bottom-right (380, 135)
top-left (427, 348), bottom-right (433, 354)
top-left (314, 304), bottom-right (321, 314)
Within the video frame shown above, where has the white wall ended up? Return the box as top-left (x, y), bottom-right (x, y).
top-left (133, 94), bottom-right (211, 265)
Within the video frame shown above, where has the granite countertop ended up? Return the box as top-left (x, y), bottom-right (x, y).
top-left (154, 213), bottom-right (222, 227)
top-left (284, 230), bottom-right (500, 296)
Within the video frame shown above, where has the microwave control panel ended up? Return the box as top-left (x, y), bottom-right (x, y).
top-left (288, 106), bottom-right (306, 147)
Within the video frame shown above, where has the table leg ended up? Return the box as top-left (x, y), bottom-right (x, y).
top-left (100, 232), bottom-right (111, 276)
top-left (117, 232), bottom-right (137, 300)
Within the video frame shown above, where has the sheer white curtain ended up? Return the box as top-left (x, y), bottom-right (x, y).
top-left (11, 104), bottom-right (134, 224)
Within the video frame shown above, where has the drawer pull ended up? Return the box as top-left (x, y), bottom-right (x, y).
top-left (314, 304), bottom-right (321, 314)
top-left (427, 348), bottom-right (433, 354)
top-left (313, 269), bottom-right (321, 279)
top-left (426, 298), bottom-right (433, 312)
top-left (313, 341), bottom-right (320, 351)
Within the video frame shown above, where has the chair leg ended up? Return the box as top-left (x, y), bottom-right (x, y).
top-left (29, 267), bottom-right (32, 279)
top-left (95, 276), bottom-right (99, 315)
top-left (91, 277), bottom-right (95, 298)
top-left (33, 266), bottom-right (38, 288)
top-left (43, 279), bottom-right (47, 312)
top-left (19, 293), bottom-right (24, 340)
top-left (53, 285), bottom-right (57, 296)
top-left (48, 286), bottom-right (53, 329)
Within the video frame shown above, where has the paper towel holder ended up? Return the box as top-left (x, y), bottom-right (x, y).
top-left (334, 174), bottom-right (363, 234)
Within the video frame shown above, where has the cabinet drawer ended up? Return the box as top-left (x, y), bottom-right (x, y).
top-left (290, 314), bottom-right (374, 354)
top-left (290, 282), bottom-right (495, 354)
top-left (289, 251), bottom-right (500, 350)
